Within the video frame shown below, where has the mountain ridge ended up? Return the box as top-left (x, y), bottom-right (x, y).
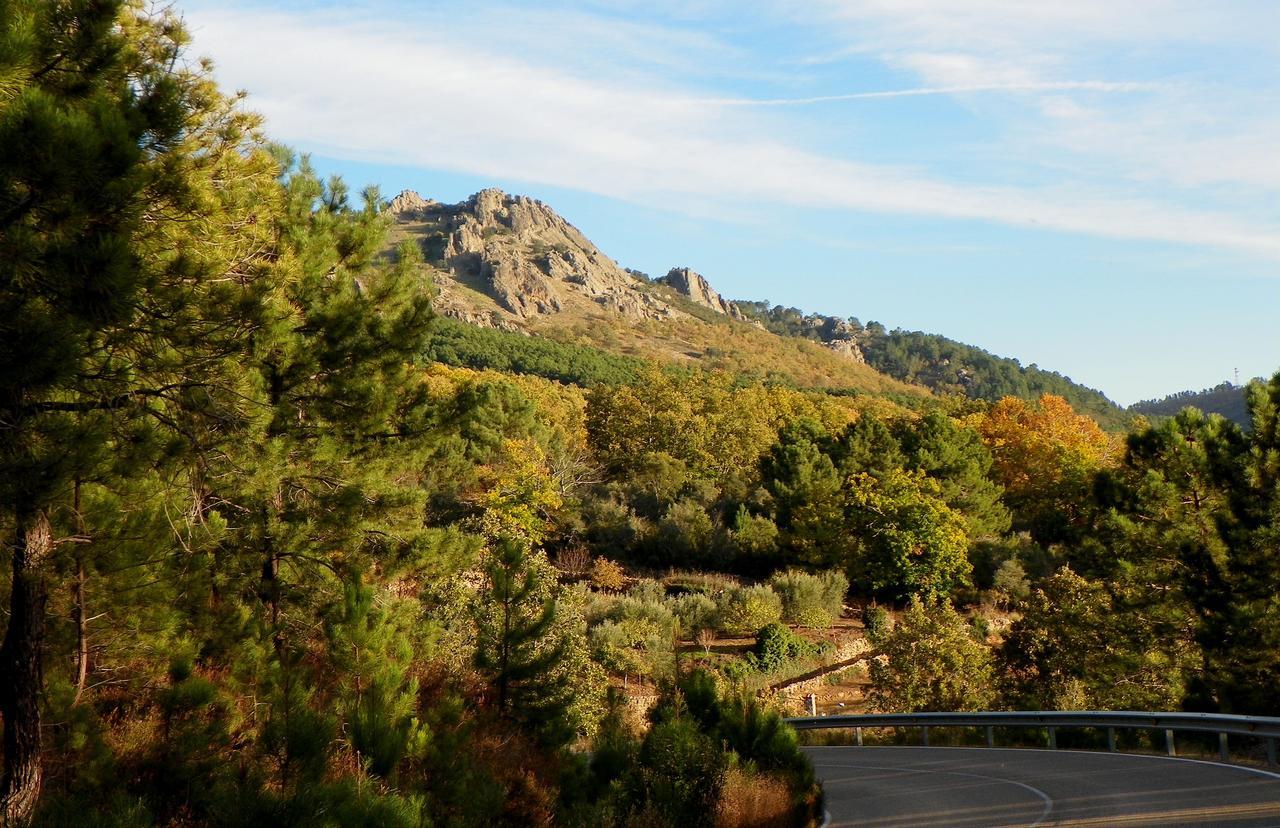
top-left (1130, 381), bottom-right (1253, 426)
top-left (386, 188), bottom-right (906, 397)
top-left (387, 186), bottom-right (1133, 427)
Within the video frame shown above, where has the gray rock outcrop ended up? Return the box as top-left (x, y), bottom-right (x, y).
top-left (387, 189), bottom-right (439, 218)
top-left (388, 188), bottom-right (678, 322)
top-left (824, 338), bottom-right (866, 363)
top-left (658, 267), bottom-right (746, 320)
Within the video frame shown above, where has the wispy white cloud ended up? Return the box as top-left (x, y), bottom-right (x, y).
top-left (184, 2), bottom-right (1280, 261)
top-left (784, 0), bottom-right (1280, 198)
top-left (698, 81), bottom-right (1157, 106)
top-left (788, 0), bottom-right (1276, 58)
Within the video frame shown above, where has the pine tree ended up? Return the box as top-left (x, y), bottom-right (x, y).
top-left (186, 161), bottom-right (437, 795)
top-left (894, 411), bottom-right (1011, 540)
top-left (760, 420), bottom-right (844, 568)
top-left (1093, 405), bottom-right (1249, 711)
top-left (325, 574), bottom-right (421, 780)
top-left (1186, 374), bottom-right (1280, 712)
top-left (0, 4), bottom-right (278, 821)
top-left (473, 537), bottom-right (574, 746)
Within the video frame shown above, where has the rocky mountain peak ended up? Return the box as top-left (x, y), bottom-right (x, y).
top-left (390, 189), bottom-right (683, 324)
top-left (387, 189), bottom-right (439, 219)
top-left (658, 267), bottom-right (745, 320)
top-left (467, 188), bottom-right (509, 224)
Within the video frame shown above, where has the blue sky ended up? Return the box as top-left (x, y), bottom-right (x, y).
top-left (183, 0), bottom-right (1279, 405)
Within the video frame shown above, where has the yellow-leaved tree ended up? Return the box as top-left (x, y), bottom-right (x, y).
top-left (471, 438), bottom-right (564, 546)
top-left (976, 394), bottom-right (1118, 544)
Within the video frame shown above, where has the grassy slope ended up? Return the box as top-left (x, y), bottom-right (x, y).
top-left (528, 306), bottom-right (923, 396)
top-left (389, 219), bottom-right (929, 400)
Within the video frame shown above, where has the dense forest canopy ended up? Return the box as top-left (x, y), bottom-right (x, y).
top-left (423, 317), bottom-right (644, 387)
top-left (1, 4), bottom-right (1278, 828)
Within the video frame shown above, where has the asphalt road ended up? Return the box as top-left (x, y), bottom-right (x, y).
top-left (805, 746), bottom-right (1280, 827)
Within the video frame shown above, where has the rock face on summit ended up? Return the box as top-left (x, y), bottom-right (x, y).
top-left (387, 190), bottom-right (439, 216)
top-left (657, 268), bottom-right (745, 320)
top-left (388, 188), bottom-right (678, 323)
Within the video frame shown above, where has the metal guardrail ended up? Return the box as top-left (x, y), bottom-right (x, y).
top-left (784, 711), bottom-right (1280, 766)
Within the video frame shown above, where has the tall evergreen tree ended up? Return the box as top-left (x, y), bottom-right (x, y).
top-left (761, 420), bottom-right (844, 568)
top-left (184, 162), bottom-right (438, 799)
top-left (473, 537), bottom-right (574, 746)
top-left (325, 574), bottom-right (421, 781)
top-left (0, 4), bottom-right (278, 821)
top-left (1093, 407), bottom-right (1241, 708)
top-left (999, 567), bottom-right (1192, 711)
top-left (1182, 375), bottom-right (1280, 712)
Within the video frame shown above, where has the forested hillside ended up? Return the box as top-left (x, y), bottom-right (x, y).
top-left (3, 4), bottom-right (1280, 828)
top-left (736, 303), bottom-right (1130, 430)
top-left (1131, 381), bottom-right (1252, 426)
top-left (423, 317), bottom-right (644, 386)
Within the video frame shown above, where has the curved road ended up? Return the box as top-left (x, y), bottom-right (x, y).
top-left (805, 746), bottom-right (1280, 827)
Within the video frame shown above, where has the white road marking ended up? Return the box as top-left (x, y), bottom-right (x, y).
top-left (815, 759), bottom-right (1055, 827)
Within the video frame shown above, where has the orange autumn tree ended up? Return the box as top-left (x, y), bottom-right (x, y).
top-left (977, 394), bottom-right (1118, 544)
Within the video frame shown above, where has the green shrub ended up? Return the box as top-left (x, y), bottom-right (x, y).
top-left (579, 670), bottom-right (822, 827)
top-left (717, 696), bottom-right (815, 787)
top-left (628, 578), bottom-right (667, 605)
top-left (663, 570), bottom-right (739, 596)
top-left (657, 499), bottom-right (718, 566)
top-left (423, 317), bottom-right (642, 386)
top-left (608, 593), bottom-right (676, 629)
top-left (863, 605), bottom-right (890, 643)
top-left (590, 618), bottom-right (673, 680)
top-left (748, 622), bottom-right (817, 674)
top-left (731, 509), bottom-right (780, 564)
top-left (715, 585), bottom-right (783, 634)
top-left (628, 718), bottom-right (727, 826)
top-left (993, 558), bottom-right (1032, 605)
top-left (590, 596), bottom-right (676, 680)
top-left (970, 614), bottom-right (991, 642)
top-left (669, 593), bottom-right (717, 634)
top-left (769, 569), bottom-right (848, 629)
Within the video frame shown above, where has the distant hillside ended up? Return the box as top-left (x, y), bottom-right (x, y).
top-left (385, 189), bottom-right (926, 399)
top-left (735, 302), bottom-right (1129, 430)
top-left (386, 187), bottom-right (1137, 427)
top-left (1130, 382), bottom-right (1251, 427)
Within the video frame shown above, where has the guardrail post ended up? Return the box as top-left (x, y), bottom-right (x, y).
top-left (1218, 732), bottom-right (1229, 762)
top-left (1165, 729), bottom-right (1176, 757)
top-left (986, 725), bottom-right (994, 748)
top-left (1107, 727), bottom-right (1116, 752)
top-left (1048, 727), bottom-right (1057, 750)
top-left (855, 727), bottom-right (863, 747)
top-left (922, 726), bottom-right (929, 747)
top-left (1267, 738), bottom-right (1277, 767)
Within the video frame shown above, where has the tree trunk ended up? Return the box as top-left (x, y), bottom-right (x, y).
top-left (72, 480), bottom-right (88, 705)
top-left (71, 556), bottom-right (88, 706)
top-left (1, 510), bottom-right (53, 827)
